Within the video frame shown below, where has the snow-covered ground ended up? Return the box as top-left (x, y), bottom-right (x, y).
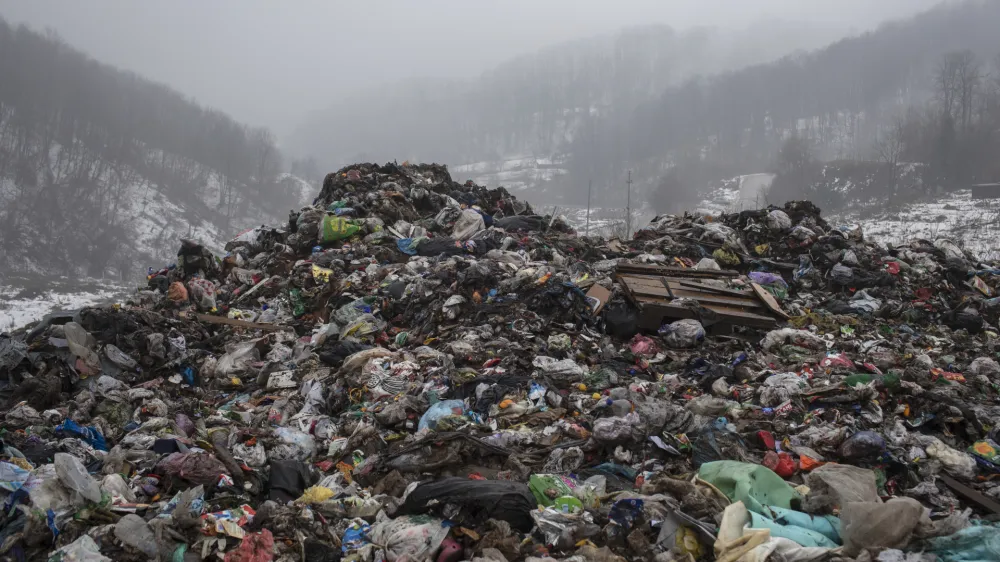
top-left (694, 182), bottom-right (1000, 262)
top-left (453, 155), bottom-right (569, 192)
top-left (0, 277), bottom-right (130, 332)
top-left (832, 189), bottom-right (1000, 261)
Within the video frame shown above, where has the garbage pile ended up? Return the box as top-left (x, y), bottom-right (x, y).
top-left (4, 162), bottom-right (1000, 561)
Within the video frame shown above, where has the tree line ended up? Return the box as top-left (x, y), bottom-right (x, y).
top-left (571, 0), bottom-right (1000, 210)
top-left (768, 48), bottom-right (1000, 211)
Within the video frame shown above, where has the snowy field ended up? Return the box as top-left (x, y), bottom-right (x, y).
top-left (833, 190), bottom-right (1000, 261)
top-left (0, 277), bottom-right (129, 332)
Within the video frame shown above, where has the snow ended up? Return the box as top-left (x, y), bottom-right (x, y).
top-left (453, 155), bottom-right (569, 192)
top-left (832, 189), bottom-right (1000, 261)
top-left (0, 279), bottom-right (127, 332)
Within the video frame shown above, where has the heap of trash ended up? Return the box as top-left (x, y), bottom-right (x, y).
top-left (5, 162), bottom-right (1000, 562)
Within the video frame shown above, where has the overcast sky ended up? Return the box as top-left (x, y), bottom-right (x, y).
top-left (0, 0), bottom-right (944, 134)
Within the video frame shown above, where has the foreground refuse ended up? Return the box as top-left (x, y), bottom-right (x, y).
top-left (3, 163), bottom-right (1000, 561)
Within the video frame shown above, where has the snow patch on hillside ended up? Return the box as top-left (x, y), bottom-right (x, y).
top-left (834, 190), bottom-right (1000, 261)
top-left (453, 155), bottom-right (569, 192)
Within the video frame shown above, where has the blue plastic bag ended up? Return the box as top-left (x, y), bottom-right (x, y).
top-left (417, 400), bottom-right (466, 431)
top-left (55, 419), bottom-right (108, 451)
top-left (928, 523), bottom-right (1000, 562)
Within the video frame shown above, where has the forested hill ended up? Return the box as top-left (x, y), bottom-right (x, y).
top-left (287, 19), bottom-right (848, 174)
top-left (588, 0), bottom-right (1000, 191)
top-left (0, 18), bottom-right (310, 280)
top-left (289, 1), bottom-right (1000, 208)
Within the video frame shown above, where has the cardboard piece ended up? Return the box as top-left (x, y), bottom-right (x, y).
top-left (585, 284), bottom-right (611, 316)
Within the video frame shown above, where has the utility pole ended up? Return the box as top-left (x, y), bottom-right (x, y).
top-left (585, 179), bottom-right (592, 237)
top-left (625, 170), bottom-right (632, 239)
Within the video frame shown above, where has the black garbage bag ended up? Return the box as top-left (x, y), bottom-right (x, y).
top-left (943, 307), bottom-right (984, 335)
top-left (397, 477), bottom-right (536, 532)
top-left (268, 460), bottom-right (317, 503)
top-left (318, 340), bottom-right (371, 368)
top-left (495, 215), bottom-right (547, 232)
top-left (604, 302), bottom-right (639, 339)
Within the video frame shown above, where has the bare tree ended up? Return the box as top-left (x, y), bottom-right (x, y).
top-left (873, 116), bottom-right (906, 196)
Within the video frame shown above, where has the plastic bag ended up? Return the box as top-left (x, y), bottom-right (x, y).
top-left (188, 278), bottom-right (218, 310)
top-left (167, 281), bottom-right (189, 303)
top-left (47, 535), bottom-right (111, 562)
top-left (0, 461), bottom-right (30, 492)
top-left (104, 344), bottom-right (137, 369)
top-left (689, 421), bottom-right (748, 467)
top-left (841, 497), bottom-right (926, 556)
top-left (272, 427), bottom-right (317, 461)
top-left (156, 452), bottom-right (230, 486)
top-left (804, 463), bottom-right (880, 513)
top-left (115, 514), bottom-right (158, 558)
top-left (55, 452), bottom-right (102, 505)
top-left (838, 431), bottom-right (886, 461)
top-left (547, 333), bottom-right (572, 352)
top-left (369, 514), bottom-right (450, 562)
top-left (224, 529), bottom-right (274, 562)
top-left (529, 474), bottom-right (575, 507)
top-left (927, 522), bottom-right (1000, 562)
top-left (766, 210), bottom-right (792, 230)
top-left (694, 258), bottom-right (721, 270)
top-left (418, 399), bottom-right (466, 431)
top-left (340, 313), bottom-right (385, 339)
top-left (573, 475), bottom-right (606, 509)
top-left (55, 419), bottom-right (108, 451)
top-left (530, 507), bottom-right (601, 550)
top-left (532, 356), bottom-right (585, 385)
top-left (592, 413), bottom-right (641, 444)
top-left (25, 464), bottom-right (72, 511)
top-left (629, 334), bottom-right (659, 356)
top-left (215, 341), bottom-right (260, 377)
top-left (321, 215), bottom-right (361, 242)
top-left (452, 209), bottom-right (486, 240)
top-left (101, 473), bottom-right (136, 502)
top-left (925, 437), bottom-right (978, 479)
top-left (398, 477), bottom-right (536, 532)
top-left (761, 328), bottom-right (827, 351)
top-left (64, 322), bottom-right (100, 376)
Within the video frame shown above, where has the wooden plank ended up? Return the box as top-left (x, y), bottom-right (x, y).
top-left (194, 314), bottom-right (292, 331)
top-left (616, 263), bottom-right (738, 278)
top-left (667, 289), bottom-right (765, 309)
top-left (675, 280), bottom-right (752, 297)
top-left (751, 282), bottom-right (791, 319)
top-left (939, 474), bottom-right (1000, 515)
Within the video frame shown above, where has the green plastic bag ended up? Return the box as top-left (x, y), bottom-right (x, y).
top-left (321, 215), bottom-right (361, 242)
top-left (698, 461), bottom-right (802, 514)
top-left (529, 474), bottom-right (574, 507)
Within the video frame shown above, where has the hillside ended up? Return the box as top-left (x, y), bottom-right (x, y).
top-left (288, 20), bottom-right (850, 193)
top-left (588, 0), bottom-right (1000, 202)
top-left (0, 18), bottom-right (311, 282)
top-left (291, 1), bottom-right (1000, 210)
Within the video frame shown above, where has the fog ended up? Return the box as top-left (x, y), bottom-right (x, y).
top-left (0, 0), bottom-right (943, 133)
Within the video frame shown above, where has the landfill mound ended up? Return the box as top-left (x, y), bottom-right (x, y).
top-left (4, 162), bottom-right (1000, 562)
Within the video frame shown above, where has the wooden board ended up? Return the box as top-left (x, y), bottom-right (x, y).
top-left (194, 313), bottom-right (292, 331)
top-left (616, 271), bottom-right (781, 330)
top-left (615, 263), bottom-right (738, 278)
top-left (751, 283), bottom-right (791, 319)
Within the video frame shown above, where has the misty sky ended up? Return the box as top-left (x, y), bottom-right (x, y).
top-left (0, 0), bottom-right (944, 134)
